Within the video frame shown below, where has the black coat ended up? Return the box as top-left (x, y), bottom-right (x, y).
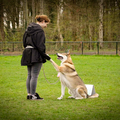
top-left (21, 23), bottom-right (50, 66)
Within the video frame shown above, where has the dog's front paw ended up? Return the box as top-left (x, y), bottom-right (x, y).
top-left (68, 96), bottom-right (74, 99)
top-left (57, 97), bottom-right (63, 100)
top-left (49, 59), bottom-right (52, 62)
top-left (75, 97), bottom-right (83, 100)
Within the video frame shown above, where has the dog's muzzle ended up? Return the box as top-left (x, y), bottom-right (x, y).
top-left (56, 53), bottom-right (63, 60)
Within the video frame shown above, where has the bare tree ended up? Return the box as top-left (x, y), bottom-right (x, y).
top-left (57, 4), bottom-right (63, 46)
top-left (99, 0), bottom-right (103, 48)
top-left (0, 0), bottom-right (4, 41)
top-left (32, 0), bottom-right (35, 22)
top-left (40, 0), bottom-right (44, 14)
top-left (16, 0), bottom-right (20, 28)
top-left (24, 0), bottom-right (28, 29)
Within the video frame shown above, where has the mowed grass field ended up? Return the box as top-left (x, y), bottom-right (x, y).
top-left (0, 55), bottom-right (120, 120)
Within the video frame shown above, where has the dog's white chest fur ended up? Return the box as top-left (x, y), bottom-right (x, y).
top-left (59, 73), bottom-right (71, 88)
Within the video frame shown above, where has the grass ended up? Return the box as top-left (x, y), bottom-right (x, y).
top-left (0, 55), bottom-right (120, 120)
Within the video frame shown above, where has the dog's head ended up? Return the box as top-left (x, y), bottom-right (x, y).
top-left (56, 50), bottom-right (73, 64)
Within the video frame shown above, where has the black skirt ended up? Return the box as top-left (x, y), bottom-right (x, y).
top-left (21, 48), bottom-right (32, 66)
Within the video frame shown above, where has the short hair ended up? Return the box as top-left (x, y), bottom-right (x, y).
top-left (35, 15), bottom-right (50, 23)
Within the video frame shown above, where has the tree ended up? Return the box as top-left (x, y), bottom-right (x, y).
top-left (40, 0), bottom-right (44, 14)
top-left (57, 4), bottom-right (64, 45)
top-left (24, 0), bottom-right (28, 29)
top-left (32, 0), bottom-right (35, 22)
top-left (98, 0), bottom-right (103, 48)
top-left (0, 0), bottom-right (5, 41)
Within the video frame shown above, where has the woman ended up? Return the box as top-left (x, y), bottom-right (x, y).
top-left (21, 15), bottom-right (51, 100)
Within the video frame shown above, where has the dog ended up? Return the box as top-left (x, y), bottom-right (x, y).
top-left (50, 51), bottom-right (99, 100)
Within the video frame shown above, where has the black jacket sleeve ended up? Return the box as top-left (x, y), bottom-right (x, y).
top-left (23, 32), bottom-right (27, 48)
top-left (32, 31), bottom-right (51, 60)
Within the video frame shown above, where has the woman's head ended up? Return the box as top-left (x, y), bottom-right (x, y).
top-left (35, 15), bottom-right (50, 28)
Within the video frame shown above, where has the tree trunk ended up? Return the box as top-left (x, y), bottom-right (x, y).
top-left (89, 24), bottom-right (92, 50)
top-left (11, 6), bottom-right (16, 30)
top-left (36, 0), bottom-right (40, 14)
top-left (40, 0), bottom-right (43, 14)
top-left (32, 0), bottom-right (35, 22)
top-left (57, 6), bottom-right (63, 46)
top-left (0, 0), bottom-right (5, 41)
top-left (117, 0), bottom-right (120, 41)
top-left (24, 0), bottom-right (28, 29)
top-left (16, 0), bottom-right (20, 28)
top-left (99, 0), bottom-right (103, 48)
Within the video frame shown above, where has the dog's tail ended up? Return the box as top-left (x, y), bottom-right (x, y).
top-left (88, 93), bottom-right (99, 98)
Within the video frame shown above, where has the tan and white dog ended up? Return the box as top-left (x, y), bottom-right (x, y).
top-left (50, 51), bottom-right (99, 100)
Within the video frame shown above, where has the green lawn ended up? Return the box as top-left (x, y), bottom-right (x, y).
top-left (0, 55), bottom-right (120, 120)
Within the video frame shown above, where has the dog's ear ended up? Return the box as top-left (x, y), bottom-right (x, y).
top-left (67, 49), bottom-right (70, 55)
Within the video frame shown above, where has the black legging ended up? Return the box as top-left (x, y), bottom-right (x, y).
top-left (26, 63), bottom-right (42, 95)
